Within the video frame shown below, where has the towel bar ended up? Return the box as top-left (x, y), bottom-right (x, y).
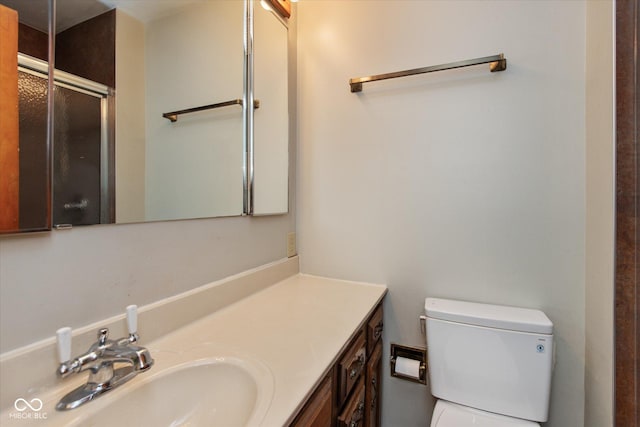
top-left (349, 54), bottom-right (506, 93)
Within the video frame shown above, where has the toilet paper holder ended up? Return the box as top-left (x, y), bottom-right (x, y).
top-left (390, 343), bottom-right (427, 385)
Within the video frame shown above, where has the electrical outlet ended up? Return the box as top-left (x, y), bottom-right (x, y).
top-left (287, 232), bottom-right (297, 258)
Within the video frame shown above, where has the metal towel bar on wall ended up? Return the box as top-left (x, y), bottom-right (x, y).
top-left (163, 99), bottom-right (260, 122)
top-left (349, 53), bottom-right (507, 93)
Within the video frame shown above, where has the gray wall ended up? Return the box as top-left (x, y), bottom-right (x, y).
top-left (585, 1), bottom-right (615, 426)
top-left (296, 1), bottom-right (587, 426)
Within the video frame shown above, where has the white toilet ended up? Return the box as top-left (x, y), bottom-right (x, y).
top-left (424, 298), bottom-right (554, 427)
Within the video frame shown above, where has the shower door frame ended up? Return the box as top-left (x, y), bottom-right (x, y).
top-left (18, 53), bottom-right (115, 225)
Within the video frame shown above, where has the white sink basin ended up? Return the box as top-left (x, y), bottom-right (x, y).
top-left (67, 356), bottom-right (273, 427)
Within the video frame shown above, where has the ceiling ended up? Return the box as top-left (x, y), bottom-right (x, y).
top-left (1, 0), bottom-right (109, 33)
top-left (1, 0), bottom-right (205, 33)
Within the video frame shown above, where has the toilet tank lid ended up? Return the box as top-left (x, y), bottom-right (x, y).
top-left (425, 298), bottom-right (553, 334)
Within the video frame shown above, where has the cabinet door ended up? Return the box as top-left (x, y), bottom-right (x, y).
top-left (365, 342), bottom-right (382, 427)
top-left (0, 4), bottom-right (19, 232)
top-left (337, 377), bottom-right (365, 427)
top-left (290, 375), bottom-right (333, 427)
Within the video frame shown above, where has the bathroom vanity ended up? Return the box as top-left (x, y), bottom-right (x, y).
top-left (199, 273), bottom-right (387, 427)
top-left (290, 301), bottom-right (384, 427)
top-left (0, 258), bottom-right (387, 426)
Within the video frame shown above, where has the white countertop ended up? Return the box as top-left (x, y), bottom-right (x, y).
top-left (1, 273), bottom-right (386, 426)
top-left (177, 273), bottom-right (387, 426)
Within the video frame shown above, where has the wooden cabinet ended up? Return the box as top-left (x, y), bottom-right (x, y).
top-left (337, 378), bottom-right (365, 427)
top-left (337, 331), bottom-right (366, 407)
top-left (365, 342), bottom-right (382, 427)
top-left (289, 301), bottom-right (384, 427)
top-left (290, 375), bottom-right (333, 427)
top-left (364, 304), bottom-right (383, 427)
top-left (0, 4), bottom-right (19, 233)
top-left (366, 305), bottom-right (383, 354)
top-left (264, 0), bottom-right (291, 18)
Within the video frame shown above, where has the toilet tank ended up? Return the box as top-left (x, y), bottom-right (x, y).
top-left (425, 298), bottom-right (554, 422)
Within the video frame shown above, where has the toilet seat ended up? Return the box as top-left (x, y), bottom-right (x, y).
top-left (430, 400), bottom-right (540, 427)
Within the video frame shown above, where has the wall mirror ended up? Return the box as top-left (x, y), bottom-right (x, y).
top-left (53, 0), bottom-right (247, 226)
top-left (252, 0), bottom-right (289, 215)
top-left (0, 0), bottom-right (289, 233)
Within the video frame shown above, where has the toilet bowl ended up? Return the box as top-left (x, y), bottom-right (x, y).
top-left (431, 400), bottom-right (540, 427)
top-left (424, 298), bottom-right (554, 427)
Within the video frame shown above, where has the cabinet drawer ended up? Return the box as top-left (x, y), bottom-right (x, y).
top-left (337, 377), bottom-right (365, 427)
top-left (338, 331), bottom-right (367, 407)
top-left (366, 304), bottom-right (383, 354)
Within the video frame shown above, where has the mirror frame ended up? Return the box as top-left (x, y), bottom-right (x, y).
top-left (244, 0), bottom-right (253, 215)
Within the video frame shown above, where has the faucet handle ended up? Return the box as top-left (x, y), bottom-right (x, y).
top-left (56, 327), bottom-right (72, 363)
top-left (126, 305), bottom-right (138, 339)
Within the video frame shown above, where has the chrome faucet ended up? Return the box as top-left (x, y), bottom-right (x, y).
top-left (55, 305), bottom-right (154, 411)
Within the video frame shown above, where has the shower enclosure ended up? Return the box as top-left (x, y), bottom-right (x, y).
top-left (19, 54), bottom-right (114, 227)
top-left (16, 68), bottom-right (48, 230)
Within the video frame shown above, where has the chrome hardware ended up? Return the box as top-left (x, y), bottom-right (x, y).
top-left (63, 198), bottom-right (88, 210)
top-left (419, 315), bottom-right (427, 336)
top-left (390, 343), bottom-right (427, 385)
top-left (55, 306), bottom-right (153, 410)
top-left (98, 328), bottom-right (108, 346)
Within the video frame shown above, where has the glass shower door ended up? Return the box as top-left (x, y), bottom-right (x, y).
top-left (18, 54), bottom-right (113, 228)
top-left (52, 84), bottom-right (105, 226)
top-left (17, 69), bottom-right (49, 230)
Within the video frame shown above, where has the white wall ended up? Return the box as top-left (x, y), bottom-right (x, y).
top-left (584, 1), bottom-right (615, 426)
top-left (297, 1), bottom-right (586, 426)
top-left (115, 9), bottom-right (146, 223)
top-left (0, 214), bottom-right (294, 353)
top-left (144, 1), bottom-right (244, 221)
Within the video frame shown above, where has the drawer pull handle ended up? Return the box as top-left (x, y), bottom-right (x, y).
top-left (373, 321), bottom-right (383, 340)
top-left (349, 349), bottom-right (366, 379)
top-left (349, 400), bottom-right (365, 427)
top-left (371, 376), bottom-right (378, 410)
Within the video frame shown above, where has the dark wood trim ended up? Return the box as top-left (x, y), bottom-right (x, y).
top-left (0, 4), bottom-right (20, 232)
top-left (615, 1), bottom-right (639, 426)
top-left (265, 0), bottom-right (291, 19)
